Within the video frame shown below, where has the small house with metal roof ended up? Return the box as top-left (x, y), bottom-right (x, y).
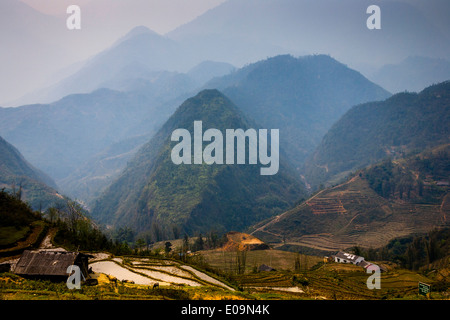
top-left (14, 250), bottom-right (91, 281)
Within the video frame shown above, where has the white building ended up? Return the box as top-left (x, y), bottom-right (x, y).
top-left (331, 251), bottom-right (383, 272)
top-left (333, 251), bottom-right (365, 265)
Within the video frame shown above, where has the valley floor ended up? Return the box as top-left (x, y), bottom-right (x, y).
top-left (1, 250), bottom-right (448, 300)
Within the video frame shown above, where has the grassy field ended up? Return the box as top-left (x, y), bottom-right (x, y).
top-left (0, 226), bottom-right (30, 247)
top-left (0, 220), bottom-right (48, 259)
top-left (200, 249), bottom-right (323, 274)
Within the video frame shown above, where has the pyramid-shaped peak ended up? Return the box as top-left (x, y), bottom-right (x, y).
top-left (127, 25), bottom-right (158, 36)
top-left (116, 25), bottom-right (164, 44)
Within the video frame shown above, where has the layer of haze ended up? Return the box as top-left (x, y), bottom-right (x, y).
top-left (19, 0), bottom-right (226, 35)
top-left (1, 0), bottom-right (449, 106)
top-left (0, 0), bottom-right (225, 105)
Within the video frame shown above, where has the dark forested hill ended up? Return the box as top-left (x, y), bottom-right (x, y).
top-left (304, 81), bottom-right (450, 190)
top-left (91, 90), bottom-right (306, 238)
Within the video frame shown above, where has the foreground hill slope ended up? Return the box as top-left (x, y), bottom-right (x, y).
top-left (252, 145), bottom-right (450, 252)
top-left (304, 81), bottom-right (450, 190)
top-left (91, 90), bottom-right (306, 237)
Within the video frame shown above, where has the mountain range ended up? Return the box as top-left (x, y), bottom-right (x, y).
top-left (168, 0), bottom-right (450, 73)
top-left (205, 54), bottom-right (391, 168)
top-left (1, 0), bottom-right (224, 106)
top-left (0, 89), bottom-right (159, 181)
top-left (27, 26), bottom-right (191, 104)
top-left (0, 53), bottom-right (390, 208)
top-left (4, 0), bottom-right (450, 106)
top-left (1, 0), bottom-right (449, 251)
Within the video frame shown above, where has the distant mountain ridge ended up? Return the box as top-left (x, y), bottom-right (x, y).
top-left (370, 56), bottom-right (450, 93)
top-left (205, 54), bottom-right (391, 168)
top-left (21, 26), bottom-right (191, 104)
top-left (0, 53), bottom-right (390, 207)
top-left (91, 89), bottom-right (306, 237)
top-left (0, 89), bottom-right (158, 181)
top-left (5, 0), bottom-right (450, 106)
top-left (168, 0), bottom-right (450, 70)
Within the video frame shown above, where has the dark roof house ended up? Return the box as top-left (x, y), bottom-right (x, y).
top-left (258, 264), bottom-right (276, 272)
top-left (14, 250), bottom-right (91, 281)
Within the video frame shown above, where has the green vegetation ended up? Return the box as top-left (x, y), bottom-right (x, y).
top-left (0, 226), bottom-right (30, 247)
top-left (0, 188), bottom-right (126, 256)
top-left (198, 247), bottom-right (448, 300)
top-left (0, 272), bottom-right (221, 300)
top-left (49, 205), bottom-right (113, 253)
top-left (354, 228), bottom-right (450, 271)
top-left (200, 249), bottom-right (322, 275)
top-left (363, 145), bottom-right (450, 203)
top-left (0, 190), bottom-right (40, 248)
top-left (0, 190), bottom-right (50, 257)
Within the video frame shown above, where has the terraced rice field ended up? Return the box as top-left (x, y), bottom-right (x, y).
top-left (89, 255), bottom-right (234, 291)
top-left (232, 255), bottom-right (447, 300)
top-left (282, 234), bottom-right (356, 252)
top-left (306, 198), bottom-right (346, 215)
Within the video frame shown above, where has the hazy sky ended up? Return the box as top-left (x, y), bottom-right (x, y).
top-left (19, 0), bottom-right (227, 34)
top-left (4, 0), bottom-right (449, 106)
top-left (0, 0), bottom-right (226, 105)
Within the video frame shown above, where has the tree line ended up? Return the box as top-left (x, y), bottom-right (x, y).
top-left (352, 228), bottom-right (449, 270)
top-left (363, 149), bottom-right (449, 203)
